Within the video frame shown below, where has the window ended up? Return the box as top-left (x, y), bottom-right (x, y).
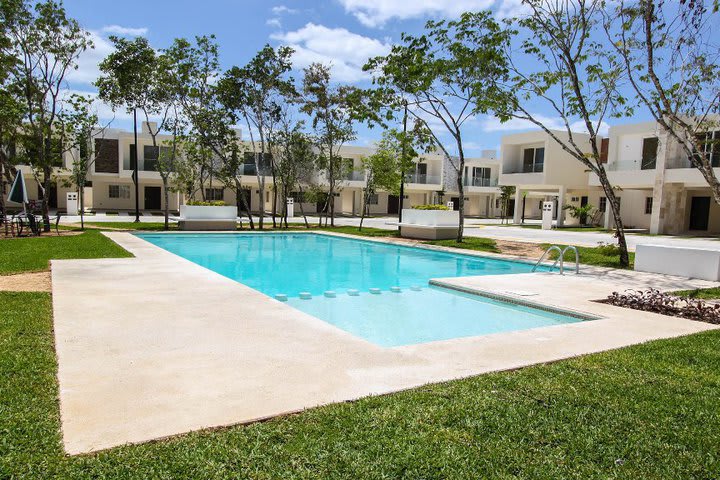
top-left (205, 188), bottom-right (224, 201)
top-left (290, 191), bottom-right (306, 203)
top-left (599, 197), bottom-right (607, 213)
top-left (367, 193), bottom-right (379, 205)
top-left (693, 130), bottom-right (720, 167)
top-left (472, 167), bottom-right (492, 186)
top-left (641, 137), bottom-right (658, 170)
top-left (645, 197), bottom-right (653, 214)
top-left (522, 147), bottom-right (545, 173)
top-left (143, 145), bottom-right (159, 171)
top-left (109, 185), bottom-right (130, 199)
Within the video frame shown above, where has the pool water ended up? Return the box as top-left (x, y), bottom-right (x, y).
top-left (138, 233), bottom-right (584, 346)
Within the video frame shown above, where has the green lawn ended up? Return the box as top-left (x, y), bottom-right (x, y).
top-left (0, 230), bottom-right (133, 275)
top-left (543, 243), bottom-right (636, 269)
top-left (84, 221), bottom-right (180, 231)
top-left (672, 287), bottom-right (720, 300)
top-left (424, 236), bottom-right (501, 253)
top-left (2, 290), bottom-right (719, 478)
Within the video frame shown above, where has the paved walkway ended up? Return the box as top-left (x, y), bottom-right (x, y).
top-left (52, 231), bottom-right (718, 454)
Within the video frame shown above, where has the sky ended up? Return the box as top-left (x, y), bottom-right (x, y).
top-left (61, 0), bottom-right (625, 157)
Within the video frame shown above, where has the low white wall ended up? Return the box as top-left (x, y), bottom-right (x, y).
top-left (180, 205), bottom-right (237, 220)
top-left (401, 209), bottom-right (459, 227)
top-left (635, 244), bottom-right (720, 281)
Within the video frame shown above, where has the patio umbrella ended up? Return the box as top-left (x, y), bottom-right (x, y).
top-left (7, 171), bottom-right (28, 213)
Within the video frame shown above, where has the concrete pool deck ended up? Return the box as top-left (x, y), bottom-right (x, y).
top-left (52, 231), bottom-right (719, 454)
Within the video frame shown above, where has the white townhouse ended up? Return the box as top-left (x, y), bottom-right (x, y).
top-left (590, 119), bottom-right (720, 235)
top-left (498, 130), bottom-right (604, 226)
top-left (2, 123), bottom-right (503, 219)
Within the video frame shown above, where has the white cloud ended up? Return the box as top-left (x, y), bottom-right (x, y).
top-left (271, 23), bottom-right (391, 83)
top-left (60, 89), bottom-right (133, 123)
top-left (480, 114), bottom-right (610, 136)
top-left (101, 25), bottom-right (148, 36)
top-left (337, 0), bottom-right (498, 27)
top-left (266, 18), bottom-right (282, 28)
top-left (271, 5), bottom-right (299, 15)
top-left (66, 31), bottom-right (115, 86)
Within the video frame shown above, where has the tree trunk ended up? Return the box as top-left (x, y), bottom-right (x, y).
top-left (235, 180), bottom-right (254, 230)
top-left (41, 166), bottom-right (51, 232)
top-left (163, 177), bottom-right (170, 231)
top-left (596, 168), bottom-right (630, 267)
top-left (79, 183), bottom-right (85, 230)
top-left (455, 157), bottom-right (465, 243)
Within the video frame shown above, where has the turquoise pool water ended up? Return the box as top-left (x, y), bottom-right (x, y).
top-left (138, 233), bottom-right (583, 346)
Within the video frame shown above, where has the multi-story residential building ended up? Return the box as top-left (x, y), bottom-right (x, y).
top-left (2, 122), bottom-right (502, 219)
top-left (499, 130), bottom-right (603, 226)
top-left (590, 119), bottom-right (720, 234)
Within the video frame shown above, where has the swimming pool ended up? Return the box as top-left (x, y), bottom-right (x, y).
top-left (138, 233), bottom-right (586, 346)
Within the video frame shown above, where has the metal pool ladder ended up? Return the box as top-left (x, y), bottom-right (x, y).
top-left (532, 245), bottom-right (580, 274)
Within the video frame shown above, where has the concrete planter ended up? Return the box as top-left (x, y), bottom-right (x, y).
top-left (399, 208), bottom-right (459, 240)
top-left (178, 205), bottom-right (237, 231)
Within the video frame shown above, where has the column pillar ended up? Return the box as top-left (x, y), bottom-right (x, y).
top-left (513, 188), bottom-right (522, 224)
top-left (556, 186), bottom-right (566, 227)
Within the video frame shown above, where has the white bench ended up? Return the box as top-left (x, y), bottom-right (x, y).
top-left (174, 205), bottom-right (238, 231)
top-left (399, 209), bottom-right (459, 240)
top-left (635, 244), bottom-right (720, 281)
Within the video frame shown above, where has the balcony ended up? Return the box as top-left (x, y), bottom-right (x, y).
top-left (405, 173), bottom-right (441, 185)
top-left (463, 177), bottom-right (498, 187)
top-left (343, 171), bottom-right (366, 181)
top-left (607, 158), bottom-right (657, 171)
top-left (240, 163), bottom-right (272, 176)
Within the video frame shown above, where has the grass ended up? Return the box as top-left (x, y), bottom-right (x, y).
top-left (2, 290), bottom-right (720, 478)
top-left (84, 221), bottom-right (179, 231)
top-left (543, 243), bottom-right (636, 269)
top-left (0, 229), bottom-right (133, 275)
top-left (423, 236), bottom-right (500, 253)
top-left (672, 287), bottom-right (720, 300)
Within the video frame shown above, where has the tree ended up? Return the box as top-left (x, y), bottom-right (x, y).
top-left (156, 111), bottom-right (184, 230)
top-left (499, 185), bottom-right (516, 225)
top-left (57, 93), bottom-right (112, 229)
top-left (605, 0), bottom-right (720, 206)
top-left (468, 2), bottom-right (631, 266)
top-left (97, 35), bottom-right (175, 226)
top-left (2, 0), bottom-right (91, 231)
top-left (219, 45), bottom-right (297, 229)
top-left (359, 130), bottom-right (420, 230)
top-left (270, 116), bottom-right (317, 228)
top-left (300, 63), bottom-right (357, 227)
top-left (364, 12), bottom-right (510, 242)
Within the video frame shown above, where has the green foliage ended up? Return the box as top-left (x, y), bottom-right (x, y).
top-left (0, 230), bottom-right (132, 275)
top-left (544, 243), bottom-right (635, 269)
top-left (425, 236), bottom-right (499, 252)
top-left (412, 204), bottom-right (450, 211)
top-left (673, 287), bottom-right (720, 300)
top-left (186, 200), bottom-right (227, 206)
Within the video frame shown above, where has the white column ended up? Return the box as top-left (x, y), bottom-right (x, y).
top-left (513, 188), bottom-right (522, 224)
top-left (556, 186), bottom-right (566, 227)
top-left (604, 200), bottom-right (612, 229)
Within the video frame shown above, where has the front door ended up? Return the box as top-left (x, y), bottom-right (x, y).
top-left (144, 186), bottom-right (162, 210)
top-left (689, 196), bottom-right (710, 230)
top-left (580, 196), bottom-right (589, 225)
top-left (450, 197), bottom-right (460, 211)
top-left (387, 194), bottom-right (399, 214)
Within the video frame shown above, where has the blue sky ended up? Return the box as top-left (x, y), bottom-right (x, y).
top-left (62, 0), bottom-right (618, 157)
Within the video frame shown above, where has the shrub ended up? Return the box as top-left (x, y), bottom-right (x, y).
top-left (603, 288), bottom-right (720, 324)
top-left (412, 204), bottom-right (450, 211)
top-left (187, 200), bottom-right (227, 207)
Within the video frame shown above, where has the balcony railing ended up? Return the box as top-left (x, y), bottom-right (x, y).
top-left (343, 171), bottom-right (366, 181)
top-left (404, 173), bottom-right (441, 184)
top-left (240, 163), bottom-right (272, 176)
top-left (463, 177), bottom-right (498, 187)
top-left (521, 163), bottom-right (544, 173)
top-left (607, 158), bottom-right (657, 171)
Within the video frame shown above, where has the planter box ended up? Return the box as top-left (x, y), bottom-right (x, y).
top-left (178, 205), bottom-right (237, 231)
top-left (635, 244), bottom-right (720, 281)
top-left (399, 208), bottom-right (459, 240)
